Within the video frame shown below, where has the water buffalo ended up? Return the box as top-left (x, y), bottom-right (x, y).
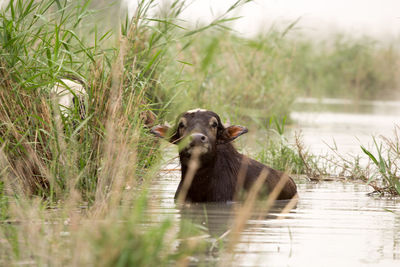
top-left (151, 109), bottom-right (297, 202)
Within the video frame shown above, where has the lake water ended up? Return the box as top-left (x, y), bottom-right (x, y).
top-left (290, 97), bottom-right (400, 156)
top-left (151, 98), bottom-right (400, 266)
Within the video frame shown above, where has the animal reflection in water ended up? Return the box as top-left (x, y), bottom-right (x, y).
top-left (179, 201), bottom-right (297, 236)
top-left (176, 200), bottom-right (297, 259)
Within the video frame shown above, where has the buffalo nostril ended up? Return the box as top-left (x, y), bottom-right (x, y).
top-left (190, 133), bottom-right (208, 146)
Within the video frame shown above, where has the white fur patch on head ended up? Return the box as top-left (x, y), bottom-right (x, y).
top-left (186, 108), bottom-right (207, 114)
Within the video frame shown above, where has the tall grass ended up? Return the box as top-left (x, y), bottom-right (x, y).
top-left (158, 31), bottom-right (298, 122)
top-left (288, 34), bottom-right (400, 100)
top-left (0, 0), bottom-right (117, 200)
top-left (0, 0), bottom-right (177, 265)
top-left (153, 31), bottom-right (400, 126)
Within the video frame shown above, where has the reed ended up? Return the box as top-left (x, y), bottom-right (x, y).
top-left (360, 128), bottom-right (400, 195)
top-left (255, 117), bottom-right (318, 175)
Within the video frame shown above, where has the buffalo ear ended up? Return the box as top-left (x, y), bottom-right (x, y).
top-left (151, 125), bottom-right (170, 139)
top-left (219, 125), bottom-right (248, 144)
top-left (151, 124), bottom-right (180, 144)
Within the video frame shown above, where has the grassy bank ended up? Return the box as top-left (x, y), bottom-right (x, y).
top-left (1, 0), bottom-right (400, 266)
top-left (157, 31), bottom-right (400, 123)
top-left (157, 32), bottom-right (298, 121)
top-left (285, 35), bottom-right (400, 100)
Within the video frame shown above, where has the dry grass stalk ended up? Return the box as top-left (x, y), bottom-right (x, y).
top-left (294, 131), bottom-right (320, 180)
top-left (176, 148), bottom-right (201, 204)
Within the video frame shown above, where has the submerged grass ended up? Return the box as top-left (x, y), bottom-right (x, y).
top-left (254, 116), bottom-right (400, 195)
top-left (256, 119), bottom-right (400, 196)
top-left (252, 116), bottom-right (324, 180)
top-left (316, 129), bottom-right (400, 196)
top-left (360, 128), bottom-right (400, 195)
top-left (256, 117), bottom-right (308, 174)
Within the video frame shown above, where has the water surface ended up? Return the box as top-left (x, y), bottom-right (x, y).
top-left (152, 164), bottom-right (400, 266)
top-left (290, 98), bottom-right (400, 156)
top-left (151, 98), bottom-right (400, 266)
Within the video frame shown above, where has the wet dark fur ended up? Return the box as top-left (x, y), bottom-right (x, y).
top-left (177, 141), bottom-right (297, 202)
top-left (171, 111), bottom-right (298, 202)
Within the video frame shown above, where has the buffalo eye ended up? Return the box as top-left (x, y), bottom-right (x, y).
top-left (211, 121), bottom-right (218, 128)
top-left (178, 122), bottom-right (185, 129)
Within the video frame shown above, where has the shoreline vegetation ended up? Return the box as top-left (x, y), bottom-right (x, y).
top-left (0, 0), bottom-right (399, 265)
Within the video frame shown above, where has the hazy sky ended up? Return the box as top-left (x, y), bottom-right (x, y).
top-left (125, 0), bottom-right (400, 38)
top-left (1, 0), bottom-right (398, 38)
